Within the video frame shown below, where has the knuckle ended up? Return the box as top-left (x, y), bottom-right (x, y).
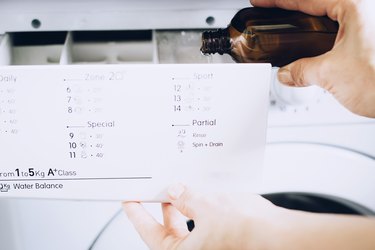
top-left (291, 62), bottom-right (306, 86)
top-left (316, 55), bottom-right (334, 87)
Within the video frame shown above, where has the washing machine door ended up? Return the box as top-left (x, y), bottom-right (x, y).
top-left (262, 143), bottom-right (375, 211)
top-left (90, 143), bottom-right (375, 249)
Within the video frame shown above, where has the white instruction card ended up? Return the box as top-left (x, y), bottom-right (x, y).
top-left (0, 64), bottom-right (271, 201)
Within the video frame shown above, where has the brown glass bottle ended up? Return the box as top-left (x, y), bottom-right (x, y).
top-left (201, 7), bottom-right (338, 67)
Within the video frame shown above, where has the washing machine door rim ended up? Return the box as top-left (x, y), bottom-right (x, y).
top-left (263, 142), bottom-right (375, 212)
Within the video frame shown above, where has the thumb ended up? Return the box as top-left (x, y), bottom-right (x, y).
top-left (167, 183), bottom-right (201, 220)
top-left (277, 54), bottom-right (330, 87)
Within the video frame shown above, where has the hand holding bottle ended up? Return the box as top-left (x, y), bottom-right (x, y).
top-left (251, 0), bottom-right (375, 117)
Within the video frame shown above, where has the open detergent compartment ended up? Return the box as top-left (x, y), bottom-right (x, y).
top-left (0, 31), bottom-right (155, 65)
top-left (0, 30), bottom-right (233, 66)
top-left (0, 32), bottom-right (66, 65)
top-left (61, 31), bottom-right (155, 64)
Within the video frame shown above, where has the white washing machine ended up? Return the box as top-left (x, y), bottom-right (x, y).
top-left (0, 1), bottom-right (374, 249)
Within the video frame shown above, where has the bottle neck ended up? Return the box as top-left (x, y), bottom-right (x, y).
top-left (201, 28), bottom-right (231, 55)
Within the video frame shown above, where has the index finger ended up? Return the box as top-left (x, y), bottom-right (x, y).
top-left (123, 202), bottom-right (165, 249)
top-left (250, 0), bottom-right (340, 20)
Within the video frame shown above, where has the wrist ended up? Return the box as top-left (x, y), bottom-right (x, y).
top-left (264, 208), bottom-right (301, 250)
top-left (242, 205), bottom-right (298, 250)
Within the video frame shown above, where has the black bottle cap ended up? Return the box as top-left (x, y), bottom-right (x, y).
top-left (200, 28), bottom-right (231, 55)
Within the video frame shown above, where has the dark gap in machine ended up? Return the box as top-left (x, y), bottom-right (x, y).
top-left (72, 30), bottom-right (153, 42)
top-left (11, 31), bottom-right (67, 46)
